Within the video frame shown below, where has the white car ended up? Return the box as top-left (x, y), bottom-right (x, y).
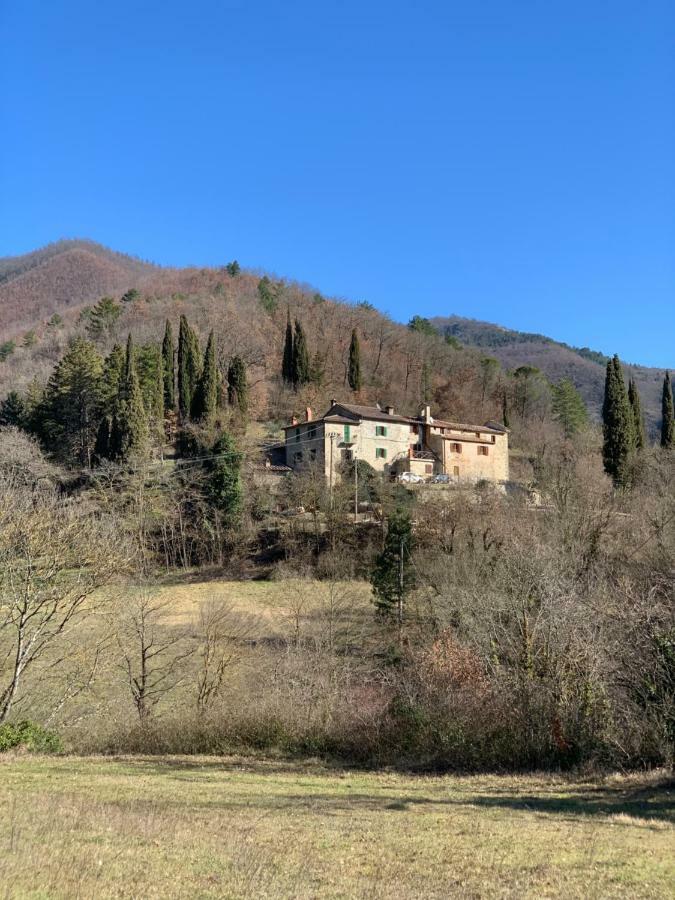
top-left (397, 471), bottom-right (424, 484)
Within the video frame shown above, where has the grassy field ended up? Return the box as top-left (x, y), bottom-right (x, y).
top-left (0, 755), bottom-right (672, 899)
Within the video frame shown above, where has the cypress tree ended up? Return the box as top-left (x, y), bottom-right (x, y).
top-left (191, 331), bottom-right (218, 423)
top-left (348, 328), bottom-right (362, 392)
top-left (177, 315), bottom-right (202, 420)
top-left (627, 377), bottom-right (645, 450)
top-left (162, 320), bottom-right (175, 413)
top-left (206, 432), bottom-right (242, 529)
top-left (370, 511), bottom-right (415, 622)
top-left (114, 334), bottom-right (148, 459)
top-left (502, 390), bottom-right (510, 429)
top-left (282, 309), bottom-right (294, 385)
top-left (552, 378), bottom-right (588, 437)
top-left (602, 355), bottom-right (634, 487)
top-left (292, 319), bottom-right (310, 388)
top-left (227, 355), bottom-right (248, 415)
top-left (661, 371), bottom-right (674, 449)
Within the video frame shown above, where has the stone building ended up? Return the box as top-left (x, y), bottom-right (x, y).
top-left (283, 401), bottom-right (508, 484)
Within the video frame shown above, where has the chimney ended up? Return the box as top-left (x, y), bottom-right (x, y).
top-left (385, 405), bottom-right (395, 416)
top-left (421, 404), bottom-right (432, 423)
top-left (291, 415), bottom-right (298, 426)
top-left (305, 406), bottom-right (312, 422)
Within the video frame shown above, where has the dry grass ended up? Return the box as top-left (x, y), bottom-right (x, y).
top-left (0, 756), bottom-right (672, 899)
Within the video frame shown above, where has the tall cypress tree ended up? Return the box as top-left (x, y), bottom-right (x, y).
top-left (281, 309), bottom-right (294, 385)
top-left (162, 320), bottom-right (175, 413)
top-left (206, 431), bottom-right (242, 529)
top-left (348, 328), bottom-right (362, 392)
top-left (661, 371), bottom-right (674, 449)
top-left (113, 334), bottom-right (148, 459)
top-left (602, 355), bottom-right (634, 487)
top-left (191, 331), bottom-right (218, 423)
top-left (177, 315), bottom-right (202, 420)
top-left (292, 319), bottom-right (310, 388)
top-left (627, 377), bottom-right (645, 450)
top-left (227, 355), bottom-right (248, 414)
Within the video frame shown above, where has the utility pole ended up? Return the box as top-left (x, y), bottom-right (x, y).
top-left (398, 535), bottom-right (404, 630)
top-left (353, 450), bottom-right (358, 525)
top-left (327, 431), bottom-right (340, 507)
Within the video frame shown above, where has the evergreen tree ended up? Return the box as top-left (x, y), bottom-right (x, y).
top-left (191, 331), bottom-right (218, 423)
top-left (602, 355), bottom-right (634, 486)
top-left (310, 350), bottom-right (326, 387)
top-left (0, 391), bottom-right (28, 428)
top-left (177, 316), bottom-right (202, 419)
top-left (292, 319), bottom-right (310, 388)
top-left (661, 371), bottom-right (674, 449)
top-left (161, 320), bottom-right (175, 412)
top-left (206, 432), bottom-right (242, 529)
top-left (281, 309), bottom-right (294, 385)
top-left (86, 296), bottom-right (121, 340)
top-left (552, 378), bottom-right (588, 437)
top-left (137, 343), bottom-right (164, 424)
top-left (113, 334), bottom-right (148, 459)
top-left (94, 344), bottom-right (125, 460)
top-left (502, 390), bottom-right (510, 429)
top-left (348, 328), bottom-right (362, 392)
top-left (40, 337), bottom-right (104, 467)
top-left (627, 377), bottom-right (646, 450)
top-left (370, 511), bottom-right (415, 622)
top-left (227, 355), bottom-right (248, 415)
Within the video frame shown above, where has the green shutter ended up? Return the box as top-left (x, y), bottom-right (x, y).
top-left (344, 424), bottom-right (351, 443)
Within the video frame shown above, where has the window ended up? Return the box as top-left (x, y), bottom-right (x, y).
top-left (375, 448), bottom-right (387, 459)
top-left (411, 424), bottom-right (419, 435)
top-left (309, 448), bottom-right (317, 461)
top-left (376, 425), bottom-right (388, 437)
top-left (308, 426), bottom-right (317, 440)
top-left (477, 446), bottom-right (489, 456)
top-left (451, 442), bottom-right (462, 453)
top-left (295, 428), bottom-right (300, 443)
top-left (344, 424), bottom-right (351, 443)
top-left (293, 451), bottom-right (303, 464)
top-left (425, 464), bottom-right (433, 474)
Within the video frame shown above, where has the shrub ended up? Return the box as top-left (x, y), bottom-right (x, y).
top-left (0, 721), bottom-right (63, 754)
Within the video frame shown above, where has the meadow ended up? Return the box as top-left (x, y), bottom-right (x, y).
top-left (1, 755), bottom-right (672, 899)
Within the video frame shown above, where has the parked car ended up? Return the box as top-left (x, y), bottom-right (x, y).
top-left (397, 471), bottom-right (424, 484)
top-left (430, 473), bottom-right (450, 484)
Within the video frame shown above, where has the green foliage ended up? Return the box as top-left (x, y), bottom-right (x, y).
top-left (22, 330), bottom-right (37, 347)
top-left (502, 391), bottom-right (510, 429)
top-left (227, 355), bottom-right (248, 415)
top-left (121, 288), bottom-right (140, 303)
top-left (206, 432), bottom-right (243, 528)
top-left (258, 276), bottom-right (278, 313)
top-left (552, 379), bottom-right (588, 437)
top-left (292, 320), bottom-right (310, 388)
top-left (0, 391), bottom-right (28, 428)
top-left (310, 351), bottom-right (326, 387)
top-left (282, 310), bottom-right (294, 385)
top-left (0, 721), bottom-right (62, 754)
top-left (602, 355), bottom-right (634, 487)
top-left (342, 457), bottom-right (381, 505)
top-left (370, 511), bottom-right (415, 619)
top-left (661, 371), bottom-right (674, 449)
top-left (356, 300), bottom-right (374, 311)
top-left (0, 340), bottom-right (16, 362)
top-left (162, 320), bottom-right (175, 413)
top-left (628, 378), bottom-right (645, 450)
top-left (348, 328), bottom-right (362, 392)
top-left (177, 316), bottom-right (202, 420)
top-left (112, 334), bottom-right (149, 459)
top-left (86, 296), bottom-right (121, 340)
top-left (136, 343), bottom-right (165, 425)
top-left (312, 292), bottom-right (325, 304)
top-left (46, 313), bottom-right (63, 329)
top-left (444, 334), bottom-right (462, 349)
top-left (39, 337), bottom-right (104, 466)
top-left (408, 316), bottom-right (437, 336)
top-left (191, 331), bottom-right (218, 423)
top-left (225, 260), bottom-right (240, 277)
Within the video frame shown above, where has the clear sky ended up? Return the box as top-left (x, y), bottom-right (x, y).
top-left (1, 1), bottom-right (673, 367)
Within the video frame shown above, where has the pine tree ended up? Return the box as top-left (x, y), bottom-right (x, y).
top-left (227, 355), bottom-right (248, 414)
top-left (177, 316), bottom-right (202, 419)
top-left (552, 378), bottom-right (588, 437)
top-left (191, 331), bottom-right (218, 423)
top-left (370, 511), bottom-right (415, 622)
top-left (602, 355), bottom-right (634, 486)
top-left (206, 432), bottom-right (242, 529)
top-left (292, 320), bottom-right (310, 388)
top-left (627, 377), bottom-right (645, 450)
top-left (161, 320), bottom-right (175, 412)
top-left (113, 334), bottom-right (148, 459)
top-left (661, 371), bottom-right (674, 449)
top-left (348, 328), bottom-right (362, 392)
top-left (281, 309), bottom-right (294, 385)
top-left (40, 337), bottom-right (104, 467)
top-left (0, 391), bottom-right (28, 428)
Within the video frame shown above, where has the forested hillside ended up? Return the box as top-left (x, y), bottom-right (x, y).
top-left (432, 315), bottom-right (665, 433)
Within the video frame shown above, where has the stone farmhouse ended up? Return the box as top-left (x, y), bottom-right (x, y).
top-left (283, 401), bottom-right (509, 484)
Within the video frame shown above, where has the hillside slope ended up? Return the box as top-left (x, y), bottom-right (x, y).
top-left (432, 315), bottom-right (665, 433)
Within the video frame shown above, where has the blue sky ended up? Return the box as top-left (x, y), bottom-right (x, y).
top-left (1, 1), bottom-right (673, 367)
